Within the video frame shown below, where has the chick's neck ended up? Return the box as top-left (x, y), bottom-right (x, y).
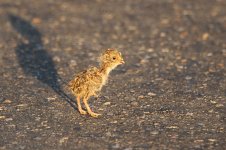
top-left (99, 62), bottom-right (116, 75)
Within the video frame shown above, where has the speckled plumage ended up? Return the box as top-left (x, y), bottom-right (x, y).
top-left (69, 67), bottom-right (102, 98)
top-left (68, 49), bottom-right (124, 117)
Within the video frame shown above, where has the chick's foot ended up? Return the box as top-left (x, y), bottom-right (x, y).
top-left (89, 112), bottom-right (101, 118)
top-left (79, 109), bottom-right (87, 115)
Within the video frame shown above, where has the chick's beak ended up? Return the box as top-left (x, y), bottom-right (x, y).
top-left (120, 60), bottom-right (125, 64)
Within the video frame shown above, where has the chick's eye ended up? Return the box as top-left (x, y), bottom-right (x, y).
top-left (112, 57), bottom-right (116, 60)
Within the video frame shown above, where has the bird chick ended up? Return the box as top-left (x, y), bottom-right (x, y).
top-left (68, 48), bottom-right (125, 117)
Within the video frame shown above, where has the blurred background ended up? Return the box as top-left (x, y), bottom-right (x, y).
top-left (0, 0), bottom-right (226, 149)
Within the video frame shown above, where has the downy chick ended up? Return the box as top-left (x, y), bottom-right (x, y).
top-left (68, 49), bottom-right (125, 117)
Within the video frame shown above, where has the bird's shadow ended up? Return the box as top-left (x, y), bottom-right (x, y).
top-left (8, 14), bottom-right (77, 110)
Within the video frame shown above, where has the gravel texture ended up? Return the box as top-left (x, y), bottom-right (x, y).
top-left (1, 0), bottom-right (226, 149)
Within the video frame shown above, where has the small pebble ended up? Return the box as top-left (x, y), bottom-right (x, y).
top-left (107, 112), bottom-right (114, 116)
top-left (147, 48), bottom-right (154, 52)
top-left (154, 123), bottom-right (160, 126)
top-left (35, 117), bottom-right (41, 121)
top-left (131, 97), bottom-right (136, 101)
top-left (208, 109), bottom-right (214, 113)
top-left (53, 56), bottom-right (61, 62)
top-left (207, 53), bottom-right (213, 57)
top-left (59, 137), bottom-right (69, 145)
top-left (17, 104), bottom-right (28, 107)
top-left (65, 47), bottom-right (73, 51)
top-left (130, 89), bottom-right (135, 93)
top-left (122, 110), bottom-right (127, 114)
top-left (138, 95), bottom-right (144, 99)
top-left (8, 124), bottom-right (16, 128)
top-left (202, 33), bottom-right (209, 41)
top-left (148, 92), bottom-right (157, 96)
top-left (60, 16), bottom-right (66, 22)
top-left (210, 100), bottom-right (217, 104)
top-left (222, 49), bottom-right (226, 56)
top-left (197, 123), bottom-right (205, 126)
top-left (166, 126), bottom-right (178, 129)
top-left (131, 101), bottom-right (138, 106)
top-left (216, 104), bottom-right (224, 107)
top-left (47, 97), bottom-right (56, 101)
top-left (32, 17), bottom-right (42, 24)
top-left (3, 99), bottom-right (12, 104)
top-left (162, 48), bottom-right (169, 53)
top-left (112, 143), bottom-right (120, 149)
top-left (43, 38), bottom-right (49, 44)
top-left (208, 139), bottom-right (217, 142)
top-left (171, 134), bottom-right (178, 139)
top-left (0, 116), bottom-right (6, 119)
top-left (103, 102), bottom-right (111, 106)
top-left (194, 139), bottom-right (204, 143)
top-left (160, 32), bottom-right (166, 37)
top-left (140, 59), bottom-right (149, 64)
top-left (5, 118), bottom-right (13, 121)
top-left (128, 25), bottom-right (137, 31)
top-left (0, 146), bottom-right (6, 150)
top-left (150, 131), bottom-right (159, 135)
top-left (34, 137), bottom-right (42, 140)
top-left (106, 132), bottom-right (111, 136)
top-left (185, 76), bottom-right (192, 80)
top-left (70, 60), bottom-right (77, 67)
top-left (103, 96), bottom-right (110, 100)
top-left (186, 112), bottom-right (193, 116)
top-left (124, 148), bottom-right (133, 150)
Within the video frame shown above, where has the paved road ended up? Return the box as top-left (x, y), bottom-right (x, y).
top-left (1, 0), bottom-right (226, 149)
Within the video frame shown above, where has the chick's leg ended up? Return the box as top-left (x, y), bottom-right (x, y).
top-left (93, 92), bottom-right (100, 98)
top-left (83, 95), bottom-right (101, 118)
top-left (76, 96), bottom-right (87, 115)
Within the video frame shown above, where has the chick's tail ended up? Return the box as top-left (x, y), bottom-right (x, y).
top-left (57, 76), bottom-right (71, 92)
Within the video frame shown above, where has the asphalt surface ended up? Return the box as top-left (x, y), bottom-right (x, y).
top-left (1, 0), bottom-right (226, 149)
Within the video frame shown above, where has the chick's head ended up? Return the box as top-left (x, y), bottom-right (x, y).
top-left (100, 48), bottom-right (125, 67)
